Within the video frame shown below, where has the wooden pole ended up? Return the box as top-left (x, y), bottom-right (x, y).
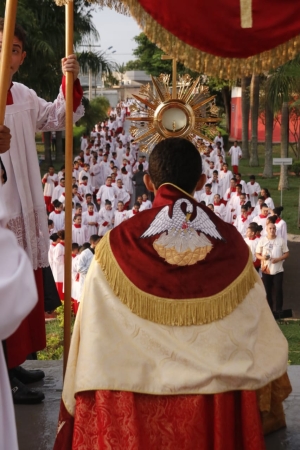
top-left (63, 0), bottom-right (74, 377)
top-left (0, 0), bottom-right (18, 124)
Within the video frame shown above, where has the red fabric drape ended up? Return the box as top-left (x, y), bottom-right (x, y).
top-left (138, 0), bottom-right (300, 58)
top-left (54, 390), bottom-right (266, 450)
top-left (5, 268), bottom-right (46, 368)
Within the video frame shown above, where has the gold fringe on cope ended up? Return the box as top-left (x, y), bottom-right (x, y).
top-left (95, 232), bottom-right (257, 326)
top-left (79, 0), bottom-right (300, 78)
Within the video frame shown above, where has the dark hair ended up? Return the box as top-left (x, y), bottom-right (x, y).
top-left (261, 203), bottom-right (268, 209)
top-left (72, 243), bottom-right (79, 251)
top-left (134, 202), bottom-right (140, 207)
top-left (248, 223), bottom-right (258, 233)
top-left (138, 163), bottom-right (144, 171)
top-left (50, 233), bottom-right (59, 242)
top-left (261, 188), bottom-right (271, 198)
top-left (236, 184), bottom-right (242, 189)
top-left (57, 230), bottom-right (65, 240)
top-left (0, 18), bottom-right (26, 49)
top-left (249, 175), bottom-right (256, 180)
top-left (81, 242), bottom-right (91, 251)
top-left (53, 200), bottom-right (62, 208)
top-left (72, 184), bottom-right (78, 189)
top-left (73, 214), bottom-right (81, 221)
top-left (90, 235), bottom-right (100, 244)
top-left (149, 138), bottom-right (202, 193)
top-left (273, 206), bottom-right (283, 216)
top-left (267, 215), bottom-right (277, 224)
top-left (48, 219), bottom-right (54, 226)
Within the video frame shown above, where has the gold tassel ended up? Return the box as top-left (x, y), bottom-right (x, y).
top-left (84, 0), bottom-right (300, 78)
top-left (95, 232), bottom-right (257, 326)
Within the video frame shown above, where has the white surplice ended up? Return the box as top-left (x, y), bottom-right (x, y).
top-left (2, 82), bottom-right (84, 269)
top-left (0, 193), bottom-right (37, 450)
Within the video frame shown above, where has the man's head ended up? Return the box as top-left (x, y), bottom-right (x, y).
top-left (73, 214), bottom-right (82, 225)
top-left (205, 183), bottom-right (212, 194)
top-left (48, 166), bottom-right (54, 175)
top-left (105, 200), bottom-right (112, 210)
top-left (261, 204), bottom-right (269, 217)
top-left (90, 235), bottom-right (101, 248)
top-left (146, 138), bottom-right (203, 194)
top-left (214, 194), bottom-right (220, 204)
top-left (117, 201), bottom-right (124, 211)
top-left (87, 203), bottom-right (94, 213)
top-left (0, 19), bottom-right (26, 83)
top-left (133, 202), bottom-right (140, 212)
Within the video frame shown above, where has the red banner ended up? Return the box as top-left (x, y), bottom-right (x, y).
top-left (138, 0), bottom-right (300, 58)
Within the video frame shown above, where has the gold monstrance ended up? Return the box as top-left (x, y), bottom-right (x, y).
top-left (128, 56), bottom-right (221, 153)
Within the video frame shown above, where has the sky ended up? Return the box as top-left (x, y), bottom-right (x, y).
top-left (88, 6), bottom-right (142, 65)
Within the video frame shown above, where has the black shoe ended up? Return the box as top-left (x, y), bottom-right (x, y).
top-left (11, 377), bottom-right (45, 404)
top-left (13, 366), bottom-right (45, 384)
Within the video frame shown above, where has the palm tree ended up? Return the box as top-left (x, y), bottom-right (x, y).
top-left (241, 77), bottom-right (251, 158)
top-left (115, 62), bottom-right (127, 85)
top-left (265, 58), bottom-right (300, 190)
top-left (0, 0), bottom-right (100, 165)
top-left (77, 50), bottom-right (115, 99)
top-left (263, 89), bottom-right (274, 178)
top-left (249, 74), bottom-right (260, 166)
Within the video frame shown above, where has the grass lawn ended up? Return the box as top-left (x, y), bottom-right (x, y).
top-left (279, 321), bottom-right (300, 365)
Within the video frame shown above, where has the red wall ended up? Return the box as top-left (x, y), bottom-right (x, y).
top-left (230, 87), bottom-right (298, 143)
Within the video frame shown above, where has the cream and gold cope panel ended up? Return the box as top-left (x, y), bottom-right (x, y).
top-left (63, 259), bottom-right (288, 416)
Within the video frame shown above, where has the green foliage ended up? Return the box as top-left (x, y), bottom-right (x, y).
top-left (77, 96), bottom-right (110, 133)
top-left (278, 321), bottom-right (300, 365)
top-left (38, 305), bottom-right (75, 360)
top-left (291, 161), bottom-right (300, 177)
top-left (0, 0), bottom-right (98, 100)
top-left (129, 32), bottom-right (198, 78)
top-left (73, 124), bottom-right (87, 151)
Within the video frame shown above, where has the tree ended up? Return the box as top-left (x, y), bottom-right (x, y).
top-left (0, 0), bottom-right (99, 101)
top-left (241, 77), bottom-right (251, 158)
top-left (131, 33), bottom-right (198, 78)
top-left (77, 96), bottom-right (110, 133)
top-left (204, 77), bottom-right (232, 135)
top-left (265, 57), bottom-right (300, 189)
top-left (125, 59), bottom-right (143, 71)
top-left (263, 91), bottom-right (274, 177)
top-left (249, 74), bottom-right (260, 166)
top-left (0, 0), bottom-right (99, 162)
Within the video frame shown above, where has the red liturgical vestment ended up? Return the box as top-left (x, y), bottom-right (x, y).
top-left (54, 184), bottom-right (290, 450)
